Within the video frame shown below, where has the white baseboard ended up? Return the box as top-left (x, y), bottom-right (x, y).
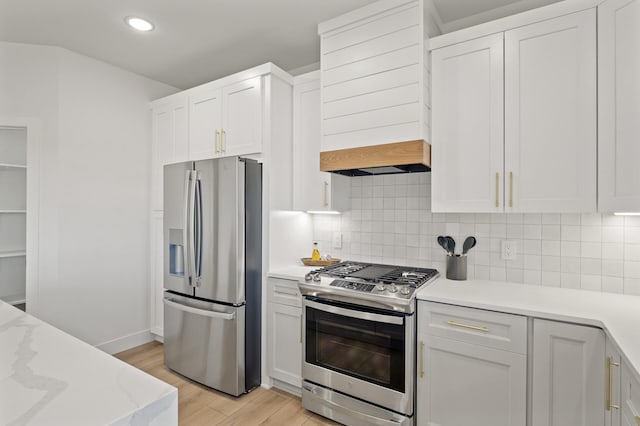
top-left (271, 378), bottom-right (302, 397)
top-left (95, 329), bottom-right (155, 355)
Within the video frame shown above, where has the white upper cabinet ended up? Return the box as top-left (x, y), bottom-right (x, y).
top-left (504, 10), bottom-right (597, 213)
top-left (188, 87), bottom-right (222, 161)
top-left (531, 319), bottom-right (605, 426)
top-left (151, 95), bottom-right (189, 211)
top-left (292, 72), bottom-right (349, 212)
top-left (598, 0), bottom-right (640, 213)
top-left (189, 76), bottom-right (262, 160)
top-left (431, 8), bottom-right (597, 213)
top-left (220, 77), bottom-right (262, 157)
top-left (318, 0), bottom-right (428, 152)
top-left (431, 33), bottom-right (504, 213)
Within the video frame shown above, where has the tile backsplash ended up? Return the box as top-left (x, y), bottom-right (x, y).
top-left (312, 173), bottom-right (640, 296)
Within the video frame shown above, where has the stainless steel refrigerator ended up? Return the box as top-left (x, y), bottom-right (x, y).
top-left (162, 156), bottom-right (262, 396)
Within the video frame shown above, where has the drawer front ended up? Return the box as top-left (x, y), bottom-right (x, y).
top-left (267, 277), bottom-right (302, 307)
top-left (419, 301), bottom-right (527, 354)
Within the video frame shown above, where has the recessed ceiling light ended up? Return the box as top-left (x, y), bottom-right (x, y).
top-left (125, 16), bottom-right (154, 32)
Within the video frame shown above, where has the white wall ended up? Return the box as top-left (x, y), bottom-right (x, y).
top-left (0, 42), bottom-right (177, 349)
top-left (313, 174), bottom-right (640, 296)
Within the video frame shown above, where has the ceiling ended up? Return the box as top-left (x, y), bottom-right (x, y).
top-left (0, 0), bottom-right (563, 90)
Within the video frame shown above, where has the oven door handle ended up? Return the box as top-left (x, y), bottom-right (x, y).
top-left (304, 299), bottom-right (404, 325)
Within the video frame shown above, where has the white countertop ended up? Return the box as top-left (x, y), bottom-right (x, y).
top-left (0, 301), bottom-right (177, 426)
top-left (267, 265), bottom-right (316, 281)
top-left (417, 278), bottom-right (640, 382)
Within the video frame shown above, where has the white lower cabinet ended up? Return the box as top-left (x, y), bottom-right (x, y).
top-left (621, 360), bottom-right (640, 426)
top-left (417, 333), bottom-right (526, 426)
top-left (531, 319), bottom-right (605, 426)
top-left (417, 301), bottom-right (527, 426)
top-left (266, 278), bottom-right (302, 390)
top-left (607, 338), bottom-right (623, 426)
top-left (417, 302), bottom-right (612, 426)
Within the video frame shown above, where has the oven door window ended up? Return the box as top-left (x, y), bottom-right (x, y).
top-left (305, 304), bottom-right (405, 392)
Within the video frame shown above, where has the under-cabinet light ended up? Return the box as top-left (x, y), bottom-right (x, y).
top-left (614, 212), bottom-right (640, 216)
top-left (306, 211), bottom-right (341, 215)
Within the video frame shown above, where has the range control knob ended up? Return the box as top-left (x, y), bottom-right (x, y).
top-left (400, 287), bottom-right (411, 295)
top-left (312, 273), bottom-right (321, 282)
top-left (388, 284), bottom-right (398, 293)
top-left (375, 283), bottom-right (386, 291)
top-left (304, 273), bottom-right (313, 282)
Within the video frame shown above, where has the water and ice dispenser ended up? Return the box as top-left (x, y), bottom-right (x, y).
top-left (168, 229), bottom-right (184, 276)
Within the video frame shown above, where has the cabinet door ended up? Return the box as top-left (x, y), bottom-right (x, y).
top-left (189, 87), bottom-right (222, 161)
top-left (532, 319), bottom-right (605, 426)
top-left (621, 361), bottom-right (640, 426)
top-left (292, 76), bottom-right (349, 212)
top-left (416, 333), bottom-right (526, 426)
top-left (267, 302), bottom-right (302, 387)
top-left (151, 97), bottom-right (188, 210)
top-left (607, 338), bottom-right (622, 426)
top-left (221, 76), bottom-right (262, 157)
top-left (598, 0), bottom-right (640, 213)
top-left (431, 33), bottom-right (504, 213)
top-left (149, 211), bottom-right (164, 337)
top-left (504, 10), bottom-right (597, 212)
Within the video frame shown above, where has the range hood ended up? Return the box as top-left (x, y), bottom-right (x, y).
top-left (320, 140), bottom-right (431, 176)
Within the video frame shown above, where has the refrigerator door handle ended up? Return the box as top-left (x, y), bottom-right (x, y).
top-left (183, 169), bottom-right (193, 285)
top-left (163, 298), bottom-right (236, 320)
top-left (194, 172), bottom-right (203, 283)
top-left (187, 170), bottom-right (198, 287)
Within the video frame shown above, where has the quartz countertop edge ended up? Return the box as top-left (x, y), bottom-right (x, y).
top-left (416, 278), bottom-right (640, 384)
top-left (267, 265), bottom-right (317, 281)
top-left (0, 300), bottom-right (177, 426)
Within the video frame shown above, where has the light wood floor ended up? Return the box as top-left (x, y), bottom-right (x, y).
top-left (114, 341), bottom-right (340, 426)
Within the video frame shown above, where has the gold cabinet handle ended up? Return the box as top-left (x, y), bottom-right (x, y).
top-left (221, 128), bottom-right (226, 153)
top-left (606, 356), bottom-right (620, 410)
top-left (446, 320), bottom-right (489, 332)
top-left (635, 416), bottom-right (640, 426)
top-left (323, 181), bottom-right (329, 207)
top-left (509, 171), bottom-right (513, 208)
top-left (215, 130), bottom-right (220, 153)
top-left (495, 172), bottom-right (500, 208)
top-left (419, 341), bottom-right (425, 378)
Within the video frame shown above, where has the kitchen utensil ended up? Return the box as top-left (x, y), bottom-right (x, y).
top-left (445, 236), bottom-right (456, 255)
top-left (437, 236), bottom-right (448, 253)
top-left (462, 236), bottom-right (477, 255)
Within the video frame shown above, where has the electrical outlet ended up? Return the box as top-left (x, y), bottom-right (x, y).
top-left (501, 240), bottom-right (517, 260)
top-left (332, 232), bottom-right (343, 249)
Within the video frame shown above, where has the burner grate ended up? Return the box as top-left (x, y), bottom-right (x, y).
top-left (378, 268), bottom-right (439, 287)
top-left (312, 261), bottom-right (369, 278)
top-left (315, 261), bottom-right (438, 288)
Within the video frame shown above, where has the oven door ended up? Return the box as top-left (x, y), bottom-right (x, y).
top-left (302, 297), bottom-right (414, 415)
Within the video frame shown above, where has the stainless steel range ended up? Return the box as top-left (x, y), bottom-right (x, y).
top-left (298, 261), bottom-right (439, 426)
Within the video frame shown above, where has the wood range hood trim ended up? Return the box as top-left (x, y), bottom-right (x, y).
top-left (320, 140), bottom-right (431, 176)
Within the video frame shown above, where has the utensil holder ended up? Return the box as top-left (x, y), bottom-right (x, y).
top-left (446, 254), bottom-right (467, 280)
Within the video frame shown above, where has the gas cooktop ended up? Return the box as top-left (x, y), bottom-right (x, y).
top-left (299, 261), bottom-right (439, 313)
